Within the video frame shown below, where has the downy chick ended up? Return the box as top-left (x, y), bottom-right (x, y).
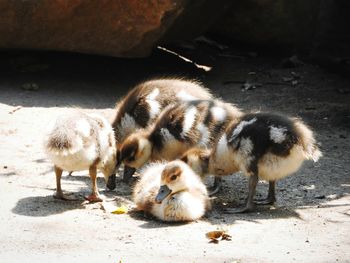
top-left (108, 78), bottom-right (213, 187)
top-left (119, 99), bottom-right (242, 178)
top-left (181, 112), bottom-right (322, 213)
top-left (112, 78), bottom-right (212, 144)
top-left (133, 160), bottom-right (210, 222)
top-left (44, 110), bottom-right (116, 202)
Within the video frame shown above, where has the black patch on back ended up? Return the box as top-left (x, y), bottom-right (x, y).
top-left (203, 100), bottom-right (215, 126)
top-left (166, 109), bottom-right (185, 142)
top-left (150, 100), bottom-right (211, 150)
top-left (228, 113), bottom-right (299, 164)
top-left (133, 99), bottom-right (151, 127)
top-left (112, 86), bottom-right (151, 138)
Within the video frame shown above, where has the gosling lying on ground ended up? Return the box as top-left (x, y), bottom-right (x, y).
top-left (181, 112), bottom-right (322, 213)
top-left (108, 78), bottom-right (213, 188)
top-left (44, 110), bottom-right (117, 202)
top-left (133, 160), bottom-right (210, 222)
top-left (119, 99), bottom-right (242, 185)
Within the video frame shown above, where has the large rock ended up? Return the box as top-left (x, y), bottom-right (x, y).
top-left (0, 0), bottom-right (231, 58)
top-left (0, 0), bottom-right (187, 57)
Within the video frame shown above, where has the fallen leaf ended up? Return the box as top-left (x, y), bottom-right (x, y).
top-left (206, 230), bottom-right (232, 244)
top-left (102, 200), bottom-right (128, 214)
top-left (209, 239), bottom-right (219, 244)
top-left (221, 233), bottom-right (232, 241)
top-left (206, 230), bottom-right (224, 240)
top-left (111, 205), bottom-right (128, 214)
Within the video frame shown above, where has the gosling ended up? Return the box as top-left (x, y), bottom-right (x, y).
top-left (44, 110), bottom-right (117, 202)
top-left (181, 112), bottom-right (322, 213)
top-left (133, 160), bottom-right (210, 222)
top-left (119, 99), bottom-right (242, 181)
top-left (108, 78), bottom-right (213, 188)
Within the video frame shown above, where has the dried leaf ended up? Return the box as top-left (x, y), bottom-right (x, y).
top-left (101, 201), bottom-right (128, 214)
top-left (111, 205), bottom-right (128, 214)
top-left (206, 230), bottom-right (225, 240)
top-left (221, 233), bottom-right (232, 241)
top-left (209, 239), bottom-right (219, 244)
top-left (206, 230), bottom-right (232, 243)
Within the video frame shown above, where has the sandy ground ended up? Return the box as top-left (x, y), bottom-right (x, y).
top-left (0, 45), bottom-right (349, 263)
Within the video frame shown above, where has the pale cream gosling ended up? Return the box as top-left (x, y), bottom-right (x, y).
top-left (133, 160), bottom-right (210, 222)
top-left (44, 110), bottom-right (116, 202)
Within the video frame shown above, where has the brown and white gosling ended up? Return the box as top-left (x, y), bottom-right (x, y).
top-left (119, 99), bottom-right (242, 179)
top-left (181, 112), bottom-right (322, 213)
top-left (108, 78), bottom-right (213, 187)
top-left (112, 78), bottom-right (212, 144)
top-left (44, 110), bottom-right (117, 202)
top-left (133, 160), bottom-right (210, 222)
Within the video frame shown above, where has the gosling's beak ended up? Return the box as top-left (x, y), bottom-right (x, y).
top-left (155, 185), bottom-right (172, 204)
top-left (123, 166), bottom-right (136, 183)
top-left (106, 174), bottom-right (116, 190)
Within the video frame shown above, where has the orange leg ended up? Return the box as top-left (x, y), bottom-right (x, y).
top-left (53, 166), bottom-right (77, 201)
top-left (85, 165), bottom-right (103, 202)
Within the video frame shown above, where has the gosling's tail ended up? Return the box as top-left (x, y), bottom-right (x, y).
top-left (294, 119), bottom-right (322, 162)
top-left (44, 117), bottom-right (84, 156)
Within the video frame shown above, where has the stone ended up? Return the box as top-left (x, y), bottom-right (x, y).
top-left (0, 0), bottom-right (187, 57)
top-left (0, 0), bottom-right (231, 58)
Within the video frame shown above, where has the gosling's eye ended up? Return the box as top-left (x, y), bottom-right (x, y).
top-left (170, 175), bottom-right (177, 181)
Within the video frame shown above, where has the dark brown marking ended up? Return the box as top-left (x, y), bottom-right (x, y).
top-left (92, 157), bottom-right (101, 167)
top-left (111, 78), bottom-right (212, 143)
top-left (48, 136), bottom-right (72, 150)
top-left (108, 133), bottom-right (113, 147)
top-left (120, 137), bottom-right (139, 163)
top-left (162, 164), bottom-right (182, 184)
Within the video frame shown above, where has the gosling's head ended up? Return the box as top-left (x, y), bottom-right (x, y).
top-left (180, 147), bottom-right (210, 176)
top-left (119, 132), bottom-right (152, 169)
top-left (155, 160), bottom-right (196, 204)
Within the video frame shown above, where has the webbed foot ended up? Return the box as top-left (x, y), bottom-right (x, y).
top-left (53, 191), bottom-right (79, 201)
top-left (84, 193), bottom-right (103, 203)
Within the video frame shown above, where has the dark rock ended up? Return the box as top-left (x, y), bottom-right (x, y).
top-left (211, 0), bottom-right (320, 48)
top-left (0, 0), bottom-right (231, 58)
top-left (0, 1), bottom-right (185, 57)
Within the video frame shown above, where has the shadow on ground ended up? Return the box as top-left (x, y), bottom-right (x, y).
top-left (0, 48), bottom-right (204, 109)
top-left (12, 195), bottom-right (85, 217)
